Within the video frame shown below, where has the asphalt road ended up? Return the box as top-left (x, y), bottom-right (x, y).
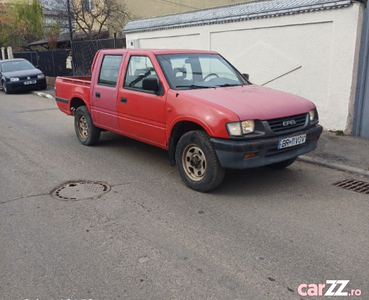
top-left (1, 92), bottom-right (368, 300)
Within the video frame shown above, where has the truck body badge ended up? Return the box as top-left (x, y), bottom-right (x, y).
top-left (283, 120), bottom-right (296, 126)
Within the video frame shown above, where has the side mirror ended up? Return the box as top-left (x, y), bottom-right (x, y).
top-left (143, 78), bottom-right (159, 92)
top-left (242, 73), bottom-right (250, 81)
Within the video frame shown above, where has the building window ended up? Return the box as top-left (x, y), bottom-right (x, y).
top-left (83, 0), bottom-right (94, 12)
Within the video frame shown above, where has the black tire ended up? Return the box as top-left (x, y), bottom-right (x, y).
top-left (268, 157), bottom-right (297, 169)
top-left (175, 130), bottom-right (225, 192)
top-left (2, 81), bottom-right (10, 94)
top-left (74, 106), bottom-right (100, 146)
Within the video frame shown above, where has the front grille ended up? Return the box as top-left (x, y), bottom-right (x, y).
top-left (267, 113), bottom-right (307, 132)
top-left (20, 75), bottom-right (37, 80)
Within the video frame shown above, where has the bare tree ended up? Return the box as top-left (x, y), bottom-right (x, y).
top-left (71, 0), bottom-right (130, 38)
top-left (0, 0), bottom-right (44, 48)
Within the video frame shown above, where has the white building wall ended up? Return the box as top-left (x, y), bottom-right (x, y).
top-left (126, 3), bottom-right (363, 132)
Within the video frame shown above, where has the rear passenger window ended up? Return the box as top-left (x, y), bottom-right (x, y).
top-left (98, 55), bottom-right (122, 87)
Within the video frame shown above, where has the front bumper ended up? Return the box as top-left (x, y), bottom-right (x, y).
top-left (211, 125), bottom-right (323, 169)
top-left (6, 78), bottom-right (47, 92)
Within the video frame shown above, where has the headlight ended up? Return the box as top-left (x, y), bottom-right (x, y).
top-left (37, 74), bottom-right (45, 79)
top-left (10, 77), bottom-right (19, 81)
top-left (241, 120), bottom-right (255, 134)
top-left (227, 122), bottom-right (242, 136)
top-left (226, 120), bottom-right (255, 137)
top-left (309, 109), bottom-right (318, 123)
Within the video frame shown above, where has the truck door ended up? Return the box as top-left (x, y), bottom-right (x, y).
top-left (91, 54), bottom-right (124, 133)
top-left (117, 55), bottom-right (167, 147)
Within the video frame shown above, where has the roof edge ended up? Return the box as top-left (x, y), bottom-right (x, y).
top-left (124, 0), bottom-right (353, 34)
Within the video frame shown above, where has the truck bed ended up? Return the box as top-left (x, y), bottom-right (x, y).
top-left (54, 76), bottom-right (92, 115)
top-left (57, 76), bottom-right (92, 84)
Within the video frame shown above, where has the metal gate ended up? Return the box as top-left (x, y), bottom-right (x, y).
top-left (354, 6), bottom-right (369, 138)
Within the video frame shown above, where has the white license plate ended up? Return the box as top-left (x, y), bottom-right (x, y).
top-left (278, 134), bottom-right (306, 149)
top-left (24, 80), bottom-right (37, 85)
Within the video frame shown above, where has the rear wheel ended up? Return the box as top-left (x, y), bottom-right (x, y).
top-left (268, 157), bottom-right (297, 169)
top-left (176, 130), bottom-right (225, 192)
top-left (74, 106), bottom-right (100, 145)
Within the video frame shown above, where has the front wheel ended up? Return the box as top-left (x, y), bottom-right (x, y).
top-left (2, 81), bottom-right (10, 94)
top-left (74, 106), bottom-right (100, 145)
top-left (176, 130), bottom-right (225, 192)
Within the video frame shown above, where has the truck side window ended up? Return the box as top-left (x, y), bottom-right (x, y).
top-left (124, 56), bottom-right (158, 90)
top-left (98, 55), bottom-right (122, 87)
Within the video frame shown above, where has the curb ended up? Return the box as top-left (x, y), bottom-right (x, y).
top-left (32, 91), bottom-right (55, 100)
top-left (298, 155), bottom-right (369, 178)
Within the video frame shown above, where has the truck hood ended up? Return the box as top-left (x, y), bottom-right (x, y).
top-left (181, 85), bottom-right (315, 120)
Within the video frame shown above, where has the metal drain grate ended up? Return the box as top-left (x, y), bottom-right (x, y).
top-left (51, 181), bottom-right (111, 201)
top-left (333, 179), bottom-right (369, 195)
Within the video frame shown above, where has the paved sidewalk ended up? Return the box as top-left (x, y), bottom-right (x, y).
top-left (300, 131), bottom-right (369, 178)
top-left (33, 87), bottom-right (369, 178)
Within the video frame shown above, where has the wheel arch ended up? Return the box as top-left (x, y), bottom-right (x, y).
top-left (168, 120), bottom-right (211, 166)
top-left (70, 97), bottom-right (89, 115)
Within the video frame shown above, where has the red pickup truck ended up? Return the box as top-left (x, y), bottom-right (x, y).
top-left (55, 49), bottom-right (322, 192)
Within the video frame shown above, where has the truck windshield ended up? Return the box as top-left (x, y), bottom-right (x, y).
top-left (156, 53), bottom-right (249, 90)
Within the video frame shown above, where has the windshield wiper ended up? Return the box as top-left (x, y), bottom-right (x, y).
top-left (176, 84), bottom-right (212, 89)
top-left (217, 84), bottom-right (242, 87)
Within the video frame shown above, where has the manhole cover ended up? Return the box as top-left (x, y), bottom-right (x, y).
top-left (51, 181), bottom-right (111, 201)
top-left (333, 179), bottom-right (369, 195)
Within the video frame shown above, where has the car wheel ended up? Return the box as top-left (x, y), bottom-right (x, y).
top-left (268, 157), bottom-right (297, 169)
top-left (2, 81), bottom-right (10, 94)
top-left (74, 106), bottom-right (100, 146)
top-left (176, 130), bottom-right (225, 192)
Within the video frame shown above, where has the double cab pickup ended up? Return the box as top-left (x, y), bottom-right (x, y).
top-left (55, 49), bottom-right (322, 192)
